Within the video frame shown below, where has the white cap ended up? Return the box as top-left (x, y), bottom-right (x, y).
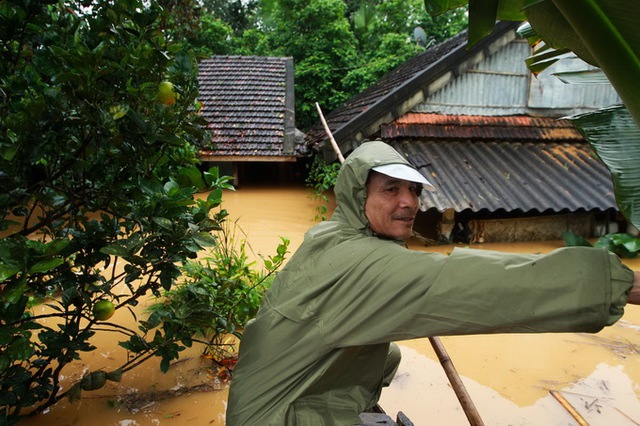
top-left (372, 164), bottom-right (435, 192)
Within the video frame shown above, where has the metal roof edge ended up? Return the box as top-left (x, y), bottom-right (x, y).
top-left (328, 21), bottom-right (521, 158)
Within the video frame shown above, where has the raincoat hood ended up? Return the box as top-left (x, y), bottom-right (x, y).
top-left (332, 141), bottom-right (432, 233)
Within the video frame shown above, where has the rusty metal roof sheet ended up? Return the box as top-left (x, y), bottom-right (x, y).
top-left (384, 113), bottom-right (584, 141)
top-left (390, 139), bottom-right (616, 213)
top-left (197, 56), bottom-right (302, 158)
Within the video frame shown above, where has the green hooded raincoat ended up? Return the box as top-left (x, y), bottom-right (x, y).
top-left (226, 141), bottom-right (634, 425)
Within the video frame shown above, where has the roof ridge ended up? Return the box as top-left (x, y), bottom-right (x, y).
top-left (305, 21), bottom-right (521, 155)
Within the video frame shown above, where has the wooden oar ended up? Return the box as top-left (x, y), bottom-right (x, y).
top-left (315, 102), bottom-right (485, 426)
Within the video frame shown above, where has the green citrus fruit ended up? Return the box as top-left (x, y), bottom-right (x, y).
top-left (93, 300), bottom-right (115, 321)
top-left (158, 81), bottom-right (177, 106)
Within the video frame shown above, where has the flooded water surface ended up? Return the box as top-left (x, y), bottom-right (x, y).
top-left (19, 186), bottom-right (640, 425)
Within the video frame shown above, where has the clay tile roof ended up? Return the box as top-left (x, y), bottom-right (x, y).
top-left (198, 56), bottom-right (302, 158)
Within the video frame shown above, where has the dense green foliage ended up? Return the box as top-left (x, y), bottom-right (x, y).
top-left (306, 155), bottom-right (341, 221)
top-left (0, 0), bottom-right (235, 422)
top-left (564, 231), bottom-right (640, 258)
top-left (190, 0), bottom-right (468, 129)
top-left (148, 224), bottom-right (289, 362)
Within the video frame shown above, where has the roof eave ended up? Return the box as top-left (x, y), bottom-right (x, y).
top-left (324, 21), bottom-right (521, 161)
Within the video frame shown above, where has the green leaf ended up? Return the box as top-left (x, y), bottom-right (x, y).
top-left (595, 234), bottom-right (637, 258)
top-left (153, 217), bottom-right (174, 230)
top-left (140, 178), bottom-right (163, 195)
top-left (0, 391), bottom-right (17, 406)
top-left (80, 371), bottom-right (107, 390)
top-left (207, 188), bottom-right (223, 204)
top-left (192, 231), bottom-right (218, 247)
top-left (29, 258), bottom-right (64, 274)
top-left (496, 0), bottom-right (527, 21)
top-left (109, 104), bottom-right (130, 120)
top-left (468, 0), bottom-right (499, 47)
top-left (562, 231), bottom-right (592, 247)
top-left (3, 278), bottom-right (28, 304)
top-left (106, 368), bottom-right (123, 382)
top-left (0, 264), bottom-right (21, 281)
top-left (424, 0), bottom-right (469, 16)
top-left (525, 0), bottom-right (640, 126)
top-left (160, 267), bottom-right (175, 291)
top-left (160, 357), bottom-right (170, 373)
top-left (8, 336), bottom-right (35, 360)
top-left (553, 69), bottom-right (610, 84)
top-left (524, 1), bottom-right (598, 65)
top-left (100, 245), bottom-right (131, 257)
top-left (610, 233), bottom-right (640, 253)
top-left (568, 106), bottom-right (640, 229)
top-left (164, 180), bottom-right (180, 196)
top-left (204, 166), bottom-right (220, 184)
top-left (523, 41), bottom-right (573, 75)
top-left (177, 166), bottom-right (205, 190)
top-left (43, 238), bottom-right (71, 255)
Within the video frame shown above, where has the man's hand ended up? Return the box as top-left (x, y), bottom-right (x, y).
top-left (628, 271), bottom-right (640, 305)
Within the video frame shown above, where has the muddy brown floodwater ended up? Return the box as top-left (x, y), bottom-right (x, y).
top-left (18, 186), bottom-right (640, 425)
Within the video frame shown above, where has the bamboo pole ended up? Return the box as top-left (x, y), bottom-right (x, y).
top-left (315, 103), bottom-right (344, 164)
top-left (430, 337), bottom-right (484, 426)
top-left (550, 390), bottom-right (589, 425)
top-left (315, 102), bottom-right (484, 426)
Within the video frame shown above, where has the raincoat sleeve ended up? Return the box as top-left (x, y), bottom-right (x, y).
top-left (318, 245), bottom-right (634, 348)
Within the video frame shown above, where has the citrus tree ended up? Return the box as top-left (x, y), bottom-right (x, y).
top-left (424, 0), bottom-right (640, 230)
top-left (0, 0), bottom-right (231, 422)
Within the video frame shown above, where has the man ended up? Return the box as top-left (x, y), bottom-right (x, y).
top-left (226, 141), bottom-right (640, 425)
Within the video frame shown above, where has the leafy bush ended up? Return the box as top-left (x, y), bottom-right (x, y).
top-left (306, 154), bottom-right (340, 221)
top-left (563, 231), bottom-right (640, 258)
top-left (147, 223), bottom-right (290, 363)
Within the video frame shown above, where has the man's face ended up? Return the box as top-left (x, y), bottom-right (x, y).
top-left (364, 171), bottom-right (421, 241)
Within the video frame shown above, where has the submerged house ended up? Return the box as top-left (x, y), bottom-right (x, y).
top-left (198, 56), bottom-right (307, 186)
top-left (305, 21), bottom-right (622, 243)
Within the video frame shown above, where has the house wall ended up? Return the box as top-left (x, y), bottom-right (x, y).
top-left (468, 213), bottom-right (593, 243)
top-left (415, 211), bottom-right (596, 245)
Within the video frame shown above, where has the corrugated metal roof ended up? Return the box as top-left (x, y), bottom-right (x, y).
top-left (383, 113), bottom-right (584, 141)
top-left (304, 28), bottom-right (468, 149)
top-left (415, 39), bottom-right (620, 117)
top-left (304, 21), bottom-right (520, 156)
top-left (198, 56), bottom-right (302, 158)
top-left (391, 139), bottom-right (616, 214)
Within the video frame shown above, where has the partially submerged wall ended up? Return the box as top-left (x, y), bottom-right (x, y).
top-left (468, 213), bottom-right (593, 244)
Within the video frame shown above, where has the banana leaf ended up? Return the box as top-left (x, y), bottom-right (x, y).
top-left (568, 106), bottom-right (640, 229)
top-left (524, 0), bottom-right (640, 127)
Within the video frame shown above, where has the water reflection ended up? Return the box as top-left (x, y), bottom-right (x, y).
top-left (18, 186), bottom-right (640, 425)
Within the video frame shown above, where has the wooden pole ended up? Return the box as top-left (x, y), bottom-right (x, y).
top-left (315, 102), bottom-right (484, 426)
top-left (550, 390), bottom-right (589, 425)
top-left (315, 103), bottom-right (345, 163)
top-left (430, 337), bottom-right (484, 426)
